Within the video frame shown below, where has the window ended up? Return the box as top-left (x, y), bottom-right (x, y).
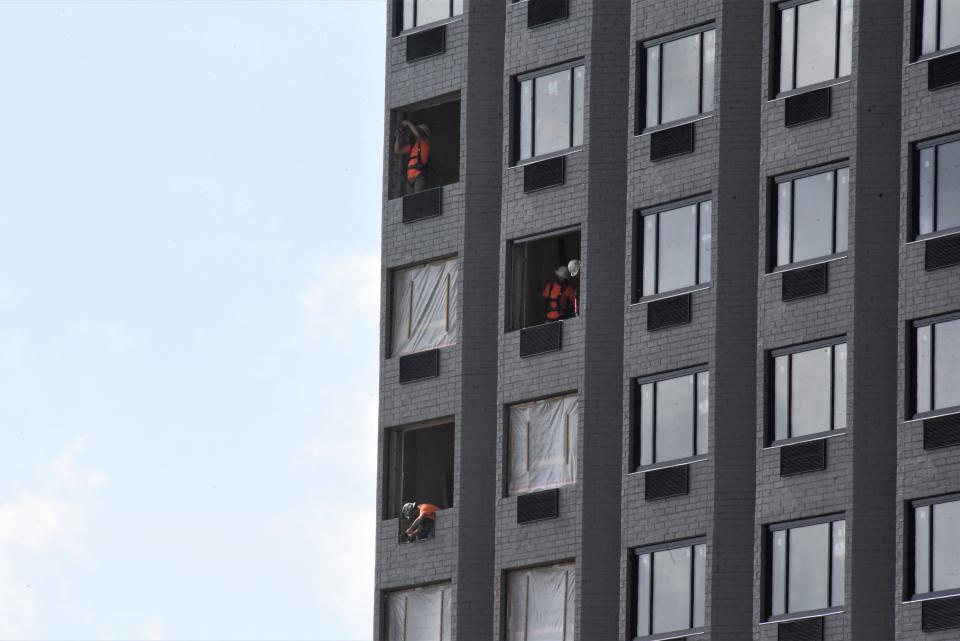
top-left (635, 368), bottom-right (709, 468)
top-left (776, 0), bottom-right (853, 94)
top-left (386, 583), bottom-right (452, 641)
top-left (508, 229), bottom-right (581, 331)
top-left (769, 517), bottom-right (845, 618)
top-left (642, 26), bottom-right (716, 130)
top-left (917, 134), bottom-right (960, 237)
top-left (508, 394), bottom-right (578, 495)
top-left (639, 198), bottom-right (712, 298)
top-left (773, 164), bottom-right (849, 268)
top-left (391, 257), bottom-right (459, 357)
top-left (384, 421), bottom-right (454, 520)
top-left (911, 495), bottom-right (960, 598)
top-left (390, 95), bottom-right (461, 199)
top-left (913, 313), bottom-right (960, 416)
top-left (772, 339), bottom-right (847, 442)
top-left (517, 62), bottom-right (585, 162)
top-left (918, 0), bottom-right (960, 57)
top-left (506, 563), bottom-right (576, 641)
top-left (399, 0), bottom-right (463, 32)
top-left (633, 540), bottom-right (706, 639)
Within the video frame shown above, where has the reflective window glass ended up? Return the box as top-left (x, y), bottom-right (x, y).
top-left (655, 375), bottom-right (696, 462)
top-left (776, 166), bottom-right (848, 265)
top-left (937, 140), bottom-right (960, 231)
top-left (771, 519), bottom-right (844, 617)
top-left (644, 29), bottom-right (716, 128)
top-left (790, 347), bottom-right (832, 437)
top-left (778, 0), bottom-right (852, 92)
top-left (934, 319), bottom-right (960, 411)
top-left (933, 500), bottom-right (960, 592)
top-left (642, 200), bottom-right (712, 296)
top-left (635, 543), bottom-right (706, 637)
top-left (518, 65), bottom-right (585, 161)
top-left (915, 505), bottom-right (932, 594)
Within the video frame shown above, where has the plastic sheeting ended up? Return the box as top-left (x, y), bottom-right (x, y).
top-left (392, 258), bottom-right (460, 357)
top-left (508, 394), bottom-right (578, 496)
top-left (506, 563), bottom-right (576, 641)
top-left (386, 583), bottom-right (453, 641)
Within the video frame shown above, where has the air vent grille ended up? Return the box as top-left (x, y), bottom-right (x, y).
top-left (519, 321), bottom-right (562, 358)
top-left (784, 88), bottom-right (831, 127)
top-left (523, 156), bottom-right (565, 192)
top-left (780, 440), bottom-right (827, 476)
top-left (406, 26), bottom-right (445, 62)
top-left (924, 413), bottom-right (960, 450)
top-left (647, 294), bottom-right (692, 331)
top-left (517, 488), bottom-right (560, 524)
top-left (402, 187), bottom-right (442, 223)
top-left (527, 0), bottom-right (568, 28)
top-left (778, 617), bottom-right (823, 641)
top-left (650, 123), bottom-right (695, 162)
top-left (645, 465), bottom-right (689, 501)
top-left (782, 263), bottom-right (828, 301)
top-left (923, 596), bottom-right (960, 632)
top-left (925, 234), bottom-right (960, 271)
top-left (929, 51), bottom-right (960, 91)
top-left (398, 349), bottom-right (439, 384)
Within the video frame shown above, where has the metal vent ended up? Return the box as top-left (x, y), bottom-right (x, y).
top-left (925, 234), bottom-right (960, 271)
top-left (778, 617), bottom-right (823, 641)
top-left (780, 440), bottom-right (827, 476)
top-left (517, 488), bottom-right (559, 524)
top-left (523, 156), bottom-right (565, 192)
top-left (647, 293), bottom-right (691, 331)
top-left (782, 263), bottom-right (828, 301)
top-left (924, 413), bottom-right (960, 450)
top-left (645, 465), bottom-right (689, 501)
top-left (923, 596), bottom-right (960, 632)
top-left (402, 187), bottom-right (442, 223)
top-left (519, 321), bottom-right (562, 358)
top-left (527, 0), bottom-right (568, 28)
top-left (398, 349), bottom-right (439, 384)
top-left (929, 51), bottom-right (960, 91)
top-left (784, 88), bottom-right (831, 127)
top-left (405, 26), bottom-right (445, 63)
top-left (650, 123), bottom-right (695, 162)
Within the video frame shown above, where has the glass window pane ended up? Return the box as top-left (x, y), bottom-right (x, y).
top-left (942, 0), bottom-right (960, 51)
top-left (917, 325), bottom-right (933, 414)
top-left (933, 500), bottom-right (960, 591)
top-left (796, 0), bottom-right (839, 88)
top-left (643, 214), bottom-right (657, 297)
top-left (698, 201), bottom-right (712, 284)
top-left (835, 168), bottom-right (849, 252)
top-left (403, 0), bottom-right (414, 31)
top-left (661, 34), bottom-right (702, 123)
top-left (653, 547), bottom-right (692, 634)
top-left (831, 521), bottom-right (845, 607)
top-left (657, 204), bottom-right (698, 292)
top-left (520, 80), bottom-right (533, 161)
top-left (637, 554), bottom-right (652, 636)
top-left (792, 171), bottom-right (835, 263)
top-left (702, 30), bottom-right (716, 113)
top-left (646, 45), bottom-right (661, 128)
top-left (656, 375), bottom-right (696, 462)
top-left (788, 523), bottom-right (830, 613)
top-left (572, 67), bottom-right (584, 147)
top-left (640, 383), bottom-right (655, 466)
top-left (775, 355), bottom-right (790, 441)
top-left (416, 0), bottom-right (449, 26)
top-left (922, 0), bottom-right (939, 55)
top-left (838, 0), bottom-right (853, 76)
top-left (772, 530), bottom-right (787, 616)
top-left (534, 70), bottom-right (572, 157)
top-left (777, 181), bottom-right (793, 266)
top-left (915, 505), bottom-right (931, 595)
top-left (696, 371), bottom-right (710, 455)
top-left (919, 147), bottom-right (936, 235)
top-left (934, 318), bottom-right (960, 410)
top-left (780, 7), bottom-right (797, 92)
top-left (693, 544), bottom-right (706, 628)
top-left (452, 0), bottom-right (463, 17)
top-left (833, 344), bottom-right (847, 429)
top-left (791, 347), bottom-right (833, 436)
top-left (936, 140), bottom-right (960, 231)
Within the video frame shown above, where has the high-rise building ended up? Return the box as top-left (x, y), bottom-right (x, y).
top-left (375, 2), bottom-right (960, 640)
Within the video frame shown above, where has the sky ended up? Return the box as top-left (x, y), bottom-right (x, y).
top-left (0, 2), bottom-right (385, 639)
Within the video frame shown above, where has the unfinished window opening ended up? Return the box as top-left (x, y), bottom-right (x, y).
top-left (507, 393), bottom-right (578, 496)
top-left (385, 582), bottom-right (452, 641)
top-left (384, 421), bottom-right (454, 525)
top-left (505, 563), bottom-right (576, 641)
top-left (391, 257), bottom-right (459, 358)
top-left (390, 95), bottom-right (460, 199)
top-left (508, 229), bottom-right (581, 331)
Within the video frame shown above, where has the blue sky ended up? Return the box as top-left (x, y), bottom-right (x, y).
top-left (0, 2), bottom-right (384, 639)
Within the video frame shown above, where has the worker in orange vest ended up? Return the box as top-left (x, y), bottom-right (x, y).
top-left (542, 265), bottom-right (578, 322)
top-left (393, 121), bottom-right (431, 194)
top-left (401, 502), bottom-right (439, 541)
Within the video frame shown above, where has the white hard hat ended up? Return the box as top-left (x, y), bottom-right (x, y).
top-left (567, 259), bottom-right (581, 277)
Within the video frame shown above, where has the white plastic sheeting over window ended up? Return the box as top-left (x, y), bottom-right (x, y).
top-left (392, 258), bottom-right (460, 357)
top-left (386, 583), bottom-right (453, 641)
top-left (508, 394), bottom-right (579, 496)
top-left (506, 563), bottom-right (576, 641)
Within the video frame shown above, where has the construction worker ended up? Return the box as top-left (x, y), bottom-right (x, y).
top-left (542, 265), bottom-right (578, 322)
top-left (401, 501), bottom-right (439, 541)
top-left (393, 120), bottom-right (431, 194)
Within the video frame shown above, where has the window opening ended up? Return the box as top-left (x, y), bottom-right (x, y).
top-left (386, 583), bottom-right (452, 641)
top-left (776, 0), bottom-right (853, 95)
top-left (516, 62), bottom-right (585, 162)
top-left (384, 422), bottom-right (454, 543)
top-left (917, 134), bottom-right (960, 237)
top-left (639, 198), bottom-right (712, 297)
top-left (391, 257), bottom-right (459, 357)
top-left (919, 0), bottom-right (960, 57)
top-left (509, 230), bottom-right (581, 331)
top-left (636, 368), bottom-right (709, 468)
top-left (508, 394), bottom-right (578, 496)
top-left (774, 164), bottom-right (849, 267)
top-left (642, 26), bottom-right (716, 130)
top-left (912, 495), bottom-right (960, 598)
top-left (506, 563), bottom-right (576, 641)
top-left (397, 0), bottom-right (463, 34)
top-left (634, 541), bottom-right (706, 638)
top-left (772, 339), bottom-right (847, 441)
top-left (769, 517), bottom-right (845, 617)
top-left (914, 314), bottom-right (960, 416)
top-left (391, 96), bottom-right (460, 199)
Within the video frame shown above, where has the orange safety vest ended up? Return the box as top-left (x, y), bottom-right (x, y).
top-left (543, 282), bottom-right (575, 321)
top-left (418, 503), bottom-right (440, 520)
top-left (406, 140), bottom-right (431, 181)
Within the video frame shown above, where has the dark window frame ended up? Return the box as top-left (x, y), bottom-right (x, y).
top-left (637, 23), bottom-right (717, 134)
top-left (505, 225), bottom-right (581, 332)
top-left (910, 310), bottom-right (960, 419)
top-left (632, 364), bottom-right (710, 470)
top-left (636, 194), bottom-right (713, 301)
top-left (914, 132), bottom-right (960, 240)
top-left (908, 492), bottom-right (960, 602)
top-left (630, 536), bottom-right (708, 641)
top-left (513, 59), bottom-right (585, 165)
top-left (915, 0), bottom-right (960, 60)
top-left (772, 0), bottom-right (853, 98)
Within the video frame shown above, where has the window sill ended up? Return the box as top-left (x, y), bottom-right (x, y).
top-left (766, 429), bottom-right (846, 450)
top-left (904, 406), bottom-right (960, 424)
top-left (512, 146), bottom-right (583, 169)
top-left (631, 455), bottom-right (708, 475)
top-left (632, 284), bottom-right (710, 305)
top-left (762, 607), bottom-right (844, 625)
top-left (770, 77), bottom-right (850, 102)
top-left (389, 343), bottom-right (455, 361)
top-left (507, 316), bottom-right (580, 335)
top-left (392, 16), bottom-right (463, 39)
top-left (906, 227), bottom-right (960, 245)
top-left (903, 588), bottom-right (960, 604)
top-left (767, 253), bottom-right (847, 275)
top-left (910, 45), bottom-right (960, 66)
top-left (633, 628), bottom-right (705, 641)
top-left (636, 113), bottom-right (714, 137)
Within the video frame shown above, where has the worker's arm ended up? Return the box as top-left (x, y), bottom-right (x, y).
top-left (404, 120), bottom-right (425, 141)
top-left (405, 513), bottom-right (424, 534)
